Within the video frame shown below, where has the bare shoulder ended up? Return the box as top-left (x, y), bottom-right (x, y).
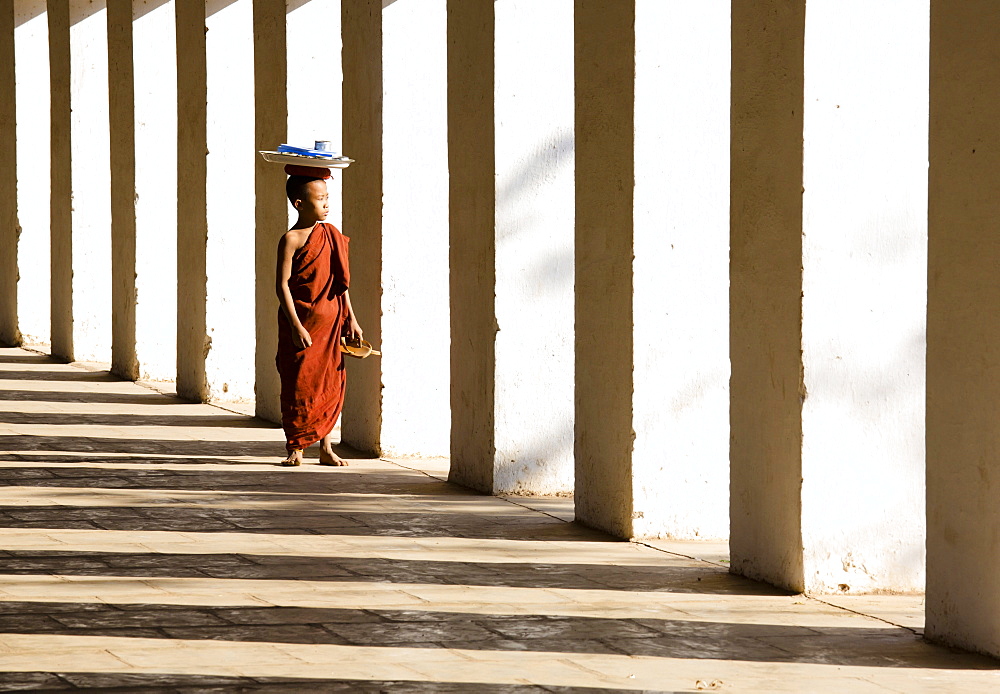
top-left (279, 227), bottom-right (309, 253)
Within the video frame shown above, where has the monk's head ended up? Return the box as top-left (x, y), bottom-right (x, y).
top-left (286, 176), bottom-right (329, 222)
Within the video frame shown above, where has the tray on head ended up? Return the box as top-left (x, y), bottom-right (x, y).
top-left (259, 151), bottom-right (354, 168)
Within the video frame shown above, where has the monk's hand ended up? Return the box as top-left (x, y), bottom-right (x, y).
top-left (346, 317), bottom-right (363, 344)
top-left (294, 325), bottom-right (312, 349)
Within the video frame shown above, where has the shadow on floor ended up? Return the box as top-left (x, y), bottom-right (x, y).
top-left (0, 671), bottom-right (609, 693)
top-left (0, 601), bottom-right (994, 671)
top-left (0, 548), bottom-right (778, 595)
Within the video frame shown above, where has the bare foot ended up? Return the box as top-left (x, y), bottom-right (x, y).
top-left (319, 437), bottom-right (348, 466)
top-left (280, 449), bottom-right (303, 467)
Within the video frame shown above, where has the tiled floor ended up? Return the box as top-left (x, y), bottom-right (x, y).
top-left (0, 346), bottom-right (997, 692)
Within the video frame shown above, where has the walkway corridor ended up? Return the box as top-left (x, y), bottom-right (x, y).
top-left (0, 347), bottom-right (996, 692)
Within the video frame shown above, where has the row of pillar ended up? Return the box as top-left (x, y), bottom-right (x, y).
top-left (1, 0), bottom-right (999, 658)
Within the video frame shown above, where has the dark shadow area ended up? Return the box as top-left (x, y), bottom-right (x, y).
top-left (0, 670), bottom-right (590, 693)
top-left (0, 501), bottom-right (606, 542)
top-left (0, 436), bottom-right (281, 458)
top-left (0, 549), bottom-right (776, 595)
top-left (0, 352), bottom-right (65, 365)
top-left (0, 369), bottom-right (121, 382)
top-left (0, 601), bottom-right (993, 671)
top-left (0, 436), bottom-right (374, 460)
top-left (0, 461), bottom-right (459, 494)
top-left (0, 411), bottom-right (275, 428)
top-left (0, 390), bottom-right (181, 405)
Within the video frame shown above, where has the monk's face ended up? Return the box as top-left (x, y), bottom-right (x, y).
top-left (297, 179), bottom-right (329, 222)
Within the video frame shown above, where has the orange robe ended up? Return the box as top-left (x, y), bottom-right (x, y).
top-left (276, 222), bottom-right (350, 452)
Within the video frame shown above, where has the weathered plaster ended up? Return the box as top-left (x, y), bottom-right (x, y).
top-left (447, 0), bottom-right (496, 491)
top-left (492, 0), bottom-right (574, 494)
top-left (926, 0), bottom-right (1000, 658)
top-left (631, 0), bottom-right (730, 540)
top-left (381, 0), bottom-right (450, 457)
top-left (252, 0), bottom-right (287, 424)
top-left (341, 0), bottom-right (384, 454)
top-left (0, 2), bottom-right (17, 346)
top-left (175, 0), bottom-right (209, 400)
top-left (204, 0), bottom-right (255, 402)
top-left (729, 0), bottom-right (807, 591)
top-left (13, 1), bottom-right (50, 348)
top-left (574, 0), bottom-right (635, 537)
top-left (132, 0), bottom-right (178, 383)
top-left (67, 0), bottom-right (112, 364)
top-left (800, 0), bottom-right (927, 593)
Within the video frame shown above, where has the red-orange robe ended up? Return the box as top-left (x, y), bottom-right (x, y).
top-left (276, 222), bottom-right (350, 452)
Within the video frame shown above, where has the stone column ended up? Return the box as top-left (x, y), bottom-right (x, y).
top-left (447, 0), bottom-right (494, 491)
top-left (107, 1), bottom-right (137, 379)
top-left (14, 1), bottom-right (51, 349)
top-left (252, 0), bottom-right (286, 424)
top-left (175, 0), bottom-right (208, 399)
top-left (132, 0), bottom-right (178, 383)
top-left (731, 0), bottom-right (927, 592)
top-left (0, 2), bottom-right (15, 346)
top-left (448, 0), bottom-right (575, 494)
top-left (341, 0), bottom-right (383, 454)
top-left (926, 0), bottom-right (1000, 658)
top-left (381, 0), bottom-right (449, 457)
top-left (48, 0), bottom-right (72, 359)
top-left (574, 1), bottom-right (731, 539)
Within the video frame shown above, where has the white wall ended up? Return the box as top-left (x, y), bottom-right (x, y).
top-left (68, 0), bottom-right (111, 363)
top-left (204, 0), bottom-right (255, 401)
top-left (632, 0), bottom-right (730, 539)
top-left (801, 0), bottom-right (928, 592)
top-left (493, 0), bottom-right (574, 493)
top-left (133, 0), bottom-right (177, 382)
top-left (381, 0), bottom-right (450, 457)
top-left (286, 0), bottom-right (343, 230)
top-left (14, 1), bottom-right (50, 347)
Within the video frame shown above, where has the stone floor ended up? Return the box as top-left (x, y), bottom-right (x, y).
top-left (0, 346), bottom-right (997, 693)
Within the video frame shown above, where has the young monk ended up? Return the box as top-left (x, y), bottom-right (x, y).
top-left (275, 170), bottom-right (362, 466)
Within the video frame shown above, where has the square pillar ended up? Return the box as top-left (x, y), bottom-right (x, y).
top-left (175, 0), bottom-right (208, 399)
top-left (448, 0), bottom-right (575, 494)
top-left (0, 2), bottom-right (15, 346)
top-left (14, 2), bottom-right (51, 349)
top-left (48, 0), bottom-right (73, 359)
top-left (107, 0), bottom-right (137, 379)
top-left (174, 0), bottom-right (257, 403)
top-left (341, 0), bottom-right (383, 455)
top-left (252, 0), bottom-right (287, 424)
top-left (926, 0), bottom-right (1000, 658)
top-left (382, 0), bottom-right (449, 457)
top-left (575, 0), bottom-right (730, 539)
top-left (731, 1), bottom-right (927, 592)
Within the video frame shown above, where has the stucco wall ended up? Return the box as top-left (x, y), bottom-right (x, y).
top-left (13, 3), bottom-right (52, 348)
top-left (204, 0), bottom-right (255, 402)
top-left (133, 0), bottom-right (178, 382)
top-left (631, 0), bottom-right (730, 540)
top-left (381, 0), bottom-right (450, 457)
top-left (287, 0), bottom-right (343, 231)
top-left (493, 0), bottom-right (574, 493)
top-left (800, 0), bottom-right (928, 593)
top-left (68, 0), bottom-right (112, 364)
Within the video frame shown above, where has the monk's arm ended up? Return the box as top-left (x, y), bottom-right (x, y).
top-left (275, 234), bottom-right (312, 349)
top-left (343, 289), bottom-right (363, 341)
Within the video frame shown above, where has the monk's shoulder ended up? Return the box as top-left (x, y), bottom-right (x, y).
top-left (281, 227), bottom-right (310, 252)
